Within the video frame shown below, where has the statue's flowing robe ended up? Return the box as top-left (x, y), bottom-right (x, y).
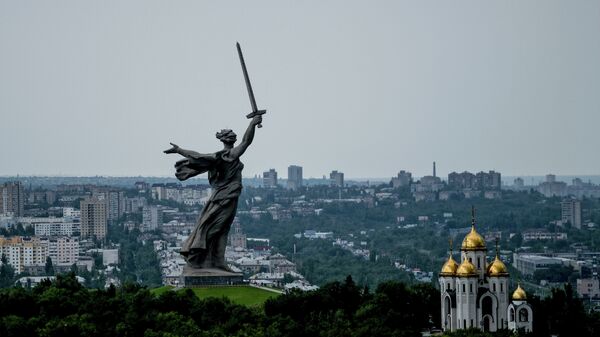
top-left (175, 150), bottom-right (243, 260)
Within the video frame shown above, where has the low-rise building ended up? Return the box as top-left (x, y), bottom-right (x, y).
top-left (102, 249), bottom-right (119, 266)
top-left (522, 230), bottom-right (568, 241)
top-left (303, 230), bottom-right (333, 239)
top-left (577, 278), bottom-right (600, 299)
top-left (0, 236), bottom-right (48, 273)
top-left (35, 221), bottom-right (80, 237)
top-left (512, 253), bottom-right (573, 276)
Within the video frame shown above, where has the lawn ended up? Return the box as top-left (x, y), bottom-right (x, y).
top-left (151, 285), bottom-right (175, 297)
top-left (151, 285), bottom-right (280, 307)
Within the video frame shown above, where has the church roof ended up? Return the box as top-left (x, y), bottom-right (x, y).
top-left (487, 241), bottom-right (509, 277)
top-left (487, 256), bottom-right (509, 277)
top-left (456, 259), bottom-right (478, 277)
top-left (461, 208), bottom-right (486, 251)
top-left (440, 254), bottom-right (459, 276)
top-left (512, 284), bottom-right (527, 300)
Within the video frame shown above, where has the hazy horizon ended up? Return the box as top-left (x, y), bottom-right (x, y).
top-left (1, 1), bottom-right (599, 178)
top-left (3, 174), bottom-right (600, 186)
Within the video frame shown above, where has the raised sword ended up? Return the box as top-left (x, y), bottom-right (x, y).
top-left (236, 42), bottom-right (266, 128)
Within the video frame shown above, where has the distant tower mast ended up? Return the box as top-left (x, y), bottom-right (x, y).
top-left (433, 161), bottom-right (437, 178)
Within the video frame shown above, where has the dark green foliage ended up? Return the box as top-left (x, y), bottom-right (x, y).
top-left (0, 254), bottom-right (15, 287)
top-left (529, 283), bottom-right (599, 337)
top-left (1, 274), bottom-right (600, 337)
top-left (0, 223), bottom-right (34, 236)
top-left (0, 274), bottom-right (259, 337)
top-left (264, 276), bottom-right (439, 337)
top-left (277, 238), bottom-right (411, 289)
top-left (532, 265), bottom-right (573, 283)
top-left (44, 256), bottom-right (55, 276)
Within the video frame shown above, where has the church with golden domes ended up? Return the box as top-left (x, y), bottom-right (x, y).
top-left (439, 208), bottom-right (533, 332)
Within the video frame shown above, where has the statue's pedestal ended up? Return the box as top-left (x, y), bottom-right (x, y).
top-left (181, 266), bottom-right (244, 287)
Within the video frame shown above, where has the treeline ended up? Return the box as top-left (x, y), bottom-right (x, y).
top-left (264, 276), bottom-right (439, 337)
top-left (0, 274), bottom-right (438, 337)
top-left (1, 273), bottom-right (599, 337)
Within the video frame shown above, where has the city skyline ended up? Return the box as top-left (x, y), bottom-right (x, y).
top-left (1, 1), bottom-right (599, 178)
top-left (3, 170), bottom-right (600, 185)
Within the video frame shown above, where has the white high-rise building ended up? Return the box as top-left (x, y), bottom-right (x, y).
top-left (439, 209), bottom-right (533, 333)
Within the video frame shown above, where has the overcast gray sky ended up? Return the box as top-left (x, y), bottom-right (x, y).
top-left (1, 1), bottom-right (599, 179)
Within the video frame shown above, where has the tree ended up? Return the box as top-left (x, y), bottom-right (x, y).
top-left (0, 254), bottom-right (15, 287)
top-left (44, 257), bottom-right (55, 276)
top-left (70, 263), bottom-right (78, 274)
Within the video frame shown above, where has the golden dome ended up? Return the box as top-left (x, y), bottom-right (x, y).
top-left (512, 284), bottom-right (527, 300)
top-left (487, 255), bottom-right (509, 277)
top-left (456, 259), bottom-right (478, 277)
top-left (440, 255), bottom-right (459, 276)
top-left (461, 225), bottom-right (486, 251)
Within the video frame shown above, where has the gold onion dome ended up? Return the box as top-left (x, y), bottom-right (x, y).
top-left (440, 255), bottom-right (459, 276)
top-left (462, 226), bottom-right (486, 250)
top-left (462, 207), bottom-right (486, 251)
top-left (487, 255), bottom-right (509, 277)
top-left (456, 259), bottom-right (478, 277)
top-left (512, 284), bottom-right (527, 300)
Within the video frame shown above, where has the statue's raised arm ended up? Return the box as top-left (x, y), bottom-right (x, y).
top-left (228, 115), bottom-right (262, 160)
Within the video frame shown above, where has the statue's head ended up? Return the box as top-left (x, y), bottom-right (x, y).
top-left (216, 129), bottom-right (237, 145)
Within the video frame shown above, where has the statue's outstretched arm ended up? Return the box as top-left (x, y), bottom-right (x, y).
top-left (163, 143), bottom-right (206, 159)
top-left (229, 115), bottom-right (262, 159)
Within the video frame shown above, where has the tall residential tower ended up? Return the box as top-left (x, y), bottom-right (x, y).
top-left (287, 165), bottom-right (303, 190)
top-left (0, 181), bottom-right (24, 216)
top-left (80, 198), bottom-right (108, 240)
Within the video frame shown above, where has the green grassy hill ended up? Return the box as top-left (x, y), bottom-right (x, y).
top-left (151, 285), bottom-right (280, 306)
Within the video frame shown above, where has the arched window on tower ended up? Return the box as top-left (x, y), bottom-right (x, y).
top-left (444, 296), bottom-right (451, 327)
top-left (482, 296), bottom-right (493, 317)
top-left (519, 308), bottom-right (529, 322)
top-left (493, 283), bottom-right (496, 291)
top-left (510, 308), bottom-right (515, 322)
